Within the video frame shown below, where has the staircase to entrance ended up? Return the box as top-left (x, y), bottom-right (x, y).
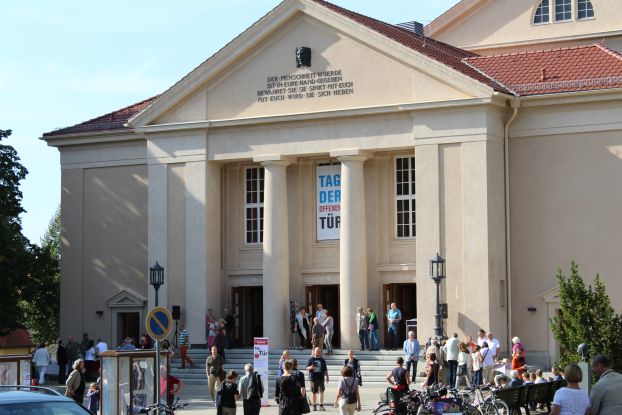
top-left (170, 348), bottom-right (405, 386)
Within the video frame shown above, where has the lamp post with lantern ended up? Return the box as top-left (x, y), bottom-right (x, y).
top-left (150, 261), bottom-right (165, 412)
top-left (429, 253), bottom-right (446, 340)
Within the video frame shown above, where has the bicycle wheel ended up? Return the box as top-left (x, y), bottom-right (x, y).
top-left (478, 402), bottom-right (498, 415)
top-left (463, 403), bottom-right (483, 415)
top-left (372, 403), bottom-right (390, 414)
top-left (493, 399), bottom-right (509, 415)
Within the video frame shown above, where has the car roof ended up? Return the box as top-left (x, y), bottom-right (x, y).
top-left (0, 390), bottom-right (73, 405)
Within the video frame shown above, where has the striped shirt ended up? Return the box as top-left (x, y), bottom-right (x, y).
top-left (179, 329), bottom-right (190, 346)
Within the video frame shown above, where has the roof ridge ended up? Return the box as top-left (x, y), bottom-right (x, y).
top-left (461, 58), bottom-right (516, 95)
top-left (79, 95), bottom-right (160, 126)
top-left (595, 43), bottom-right (622, 62)
top-left (465, 43), bottom-right (601, 60)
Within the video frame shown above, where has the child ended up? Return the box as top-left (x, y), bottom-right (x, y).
top-left (87, 382), bottom-right (100, 413)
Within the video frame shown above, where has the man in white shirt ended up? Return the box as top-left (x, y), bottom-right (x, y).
top-left (402, 331), bottom-right (421, 382)
top-left (445, 333), bottom-right (460, 387)
top-left (486, 332), bottom-right (500, 361)
top-left (481, 342), bottom-right (496, 385)
top-left (476, 329), bottom-right (486, 347)
top-left (95, 339), bottom-right (108, 358)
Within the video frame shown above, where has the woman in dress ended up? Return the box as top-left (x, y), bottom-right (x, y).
top-left (323, 311), bottom-right (335, 355)
top-left (65, 359), bottom-right (86, 404)
top-left (334, 366), bottom-right (361, 415)
top-left (276, 360), bottom-right (306, 415)
top-left (422, 353), bottom-right (440, 388)
top-left (550, 364), bottom-right (591, 415)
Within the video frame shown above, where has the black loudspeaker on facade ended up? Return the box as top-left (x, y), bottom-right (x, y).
top-left (172, 305), bottom-right (181, 320)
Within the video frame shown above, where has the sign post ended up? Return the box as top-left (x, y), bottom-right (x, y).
top-left (253, 338), bottom-right (269, 407)
top-left (146, 306), bottom-right (173, 412)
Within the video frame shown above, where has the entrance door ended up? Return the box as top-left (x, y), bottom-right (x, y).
top-left (306, 285), bottom-right (340, 348)
top-left (383, 284), bottom-right (417, 346)
top-left (117, 312), bottom-right (140, 345)
top-left (232, 287), bottom-right (263, 347)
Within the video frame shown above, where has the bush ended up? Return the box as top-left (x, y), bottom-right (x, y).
top-left (550, 261), bottom-right (622, 375)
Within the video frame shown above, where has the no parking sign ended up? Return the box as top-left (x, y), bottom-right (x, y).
top-left (145, 307), bottom-right (173, 341)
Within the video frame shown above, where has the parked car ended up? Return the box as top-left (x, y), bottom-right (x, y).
top-left (0, 386), bottom-right (92, 414)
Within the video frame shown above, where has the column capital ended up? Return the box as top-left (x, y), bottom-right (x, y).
top-left (254, 154), bottom-right (295, 167)
top-left (330, 148), bottom-right (371, 162)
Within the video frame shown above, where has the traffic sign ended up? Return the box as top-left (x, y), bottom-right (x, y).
top-left (146, 306), bottom-right (173, 341)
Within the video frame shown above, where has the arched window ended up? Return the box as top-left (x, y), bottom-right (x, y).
top-left (577, 0), bottom-right (594, 19)
top-left (555, 0), bottom-right (572, 21)
top-left (534, 0), bottom-right (550, 24)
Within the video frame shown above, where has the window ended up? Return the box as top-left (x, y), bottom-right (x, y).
top-left (395, 156), bottom-right (416, 238)
top-left (555, 0), bottom-right (572, 21)
top-left (245, 167), bottom-right (264, 244)
top-left (577, 0), bottom-right (594, 19)
top-left (534, 0), bottom-right (550, 23)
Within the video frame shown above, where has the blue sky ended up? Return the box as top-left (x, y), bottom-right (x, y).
top-left (1, 0), bottom-right (459, 243)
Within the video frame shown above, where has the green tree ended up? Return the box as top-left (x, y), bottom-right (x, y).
top-left (0, 129), bottom-right (30, 335)
top-left (19, 209), bottom-right (60, 343)
top-left (551, 261), bottom-right (622, 373)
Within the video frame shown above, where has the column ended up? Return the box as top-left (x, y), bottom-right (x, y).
top-left (185, 161), bottom-right (222, 344)
top-left (256, 155), bottom-right (291, 349)
top-left (333, 150), bottom-right (368, 350)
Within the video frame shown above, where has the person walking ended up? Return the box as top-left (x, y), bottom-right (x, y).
top-left (403, 331), bottom-right (420, 384)
top-left (276, 359), bottom-right (306, 415)
top-left (316, 304), bottom-right (327, 325)
top-left (386, 303), bottom-right (402, 351)
top-left (217, 370), bottom-right (240, 415)
top-left (295, 307), bottom-right (311, 350)
top-left (306, 347), bottom-right (329, 411)
top-left (279, 351), bottom-right (291, 377)
top-left (590, 354), bottom-right (622, 415)
top-left (160, 365), bottom-right (184, 405)
top-left (65, 359), bottom-right (86, 404)
top-left (239, 363), bottom-right (263, 415)
top-left (178, 322), bottom-right (194, 369)
top-left (33, 343), bottom-right (51, 385)
top-left (445, 333), bottom-right (460, 388)
top-left (207, 345), bottom-right (225, 403)
top-left (311, 318), bottom-right (325, 351)
top-left (206, 308), bottom-right (218, 349)
top-left (57, 339), bottom-right (69, 384)
top-left (334, 366), bottom-right (361, 415)
top-left (455, 342), bottom-right (471, 389)
top-left (355, 308), bottom-right (369, 351)
top-left (344, 350), bottom-right (361, 385)
top-left (323, 311), bottom-right (335, 355)
top-left (367, 307), bottom-right (379, 351)
top-left (551, 363), bottom-right (590, 415)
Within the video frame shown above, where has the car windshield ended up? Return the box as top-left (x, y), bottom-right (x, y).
top-left (0, 401), bottom-right (91, 415)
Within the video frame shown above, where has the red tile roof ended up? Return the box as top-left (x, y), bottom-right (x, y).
top-left (0, 328), bottom-right (33, 349)
top-left (311, 0), bottom-right (512, 94)
top-left (43, 95), bottom-right (159, 137)
top-left (464, 44), bottom-right (622, 95)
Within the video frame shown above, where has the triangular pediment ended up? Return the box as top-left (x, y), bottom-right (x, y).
top-left (540, 286), bottom-right (560, 304)
top-left (106, 288), bottom-right (146, 308)
top-left (129, 0), bottom-right (493, 128)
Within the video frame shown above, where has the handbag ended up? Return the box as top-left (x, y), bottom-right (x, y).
top-left (299, 396), bottom-right (311, 414)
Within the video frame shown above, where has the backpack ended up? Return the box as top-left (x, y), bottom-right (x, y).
top-left (344, 378), bottom-right (357, 405)
top-left (247, 373), bottom-right (264, 400)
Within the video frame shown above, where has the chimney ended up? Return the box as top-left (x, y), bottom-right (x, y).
top-left (396, 21), bottom-right (425, 36)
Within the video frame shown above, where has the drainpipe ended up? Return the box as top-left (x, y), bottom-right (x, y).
top-left (504, 98), bottom-right (520, 354)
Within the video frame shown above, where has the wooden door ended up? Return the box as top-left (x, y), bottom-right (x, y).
top-left (383, 284), bottom-right (417, 346)
top-left (306, 285), bottom-right (340, 348)
top-left (231, 287), bottom-right (243, 346)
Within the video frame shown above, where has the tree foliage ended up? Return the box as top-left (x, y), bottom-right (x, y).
top-left (550, 261), bottom-right (622, 373)
top-left (0, 129), bottom-right (60, 343)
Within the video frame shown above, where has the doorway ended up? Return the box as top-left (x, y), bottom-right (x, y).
top-left (117, 312), bottom-right (140, 345)
top-left (383, 284), bottom-right (417, 346)
top-left (306, 285), bottom-right (340, 348)
top-left (231, 287), bottom-right (263, 347)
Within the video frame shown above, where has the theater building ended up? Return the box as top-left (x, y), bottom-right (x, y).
top-left (43, 0), bottom-right (622, 365)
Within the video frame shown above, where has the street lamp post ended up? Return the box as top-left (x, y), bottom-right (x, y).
top-left (150, 262), bottom-right (164, 413)
top-left (430, 253), bottom-right (446, 340)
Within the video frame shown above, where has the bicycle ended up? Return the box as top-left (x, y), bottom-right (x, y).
top-left (136, 397), bottom-right (188, 414)
top-left (452, 385), bottom-right (509, 415)
top-left (414, 384), bottom-right (481, 415)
